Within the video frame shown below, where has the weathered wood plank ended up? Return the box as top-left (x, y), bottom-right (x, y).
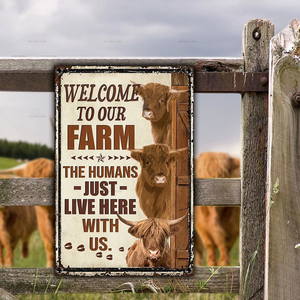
top-left (0, 58), bottom-right (244, 92)
top-left (194, 72), bottom-right (269, 93)
top-left (0, 178), bottom-right (54, 206)
top-left (265, 19), bottom-right (300, 300)
top-left (195, 179), bottom-right (240, 206)
top-left (0, 267), bottom-right (239, 294)
top-left (0, 58), bottom-right (243, 72)
top-left (240, 19), bottom-right (274, 300)
top-left (0, 288), bottom-right (18, 300)
top-left (0, 71), bottom-right (268, 93)
top-left (0, 178), bottom-right (241, 206)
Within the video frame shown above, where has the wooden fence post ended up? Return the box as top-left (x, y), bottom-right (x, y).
top-left (241, 19), bottom-right (274, 300)
top-left (265, 19), bottom-right (300, 299)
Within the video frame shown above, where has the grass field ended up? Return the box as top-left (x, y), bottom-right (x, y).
top-left (0, 156), bottom-right (24, 170)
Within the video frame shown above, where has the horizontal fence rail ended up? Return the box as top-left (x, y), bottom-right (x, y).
top-left (0, 178), bottom-right (241, 206)
top-left (0, 57), bottom-right (249, 93)
top-left (0, 267), bottom-right (239, 294)
top-left (0, 58), bottom-right (266, 93)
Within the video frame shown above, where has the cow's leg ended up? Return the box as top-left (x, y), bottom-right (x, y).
top-left (0, 243), bottom-right (4, 266)
top-left (35, 206), bottom-right (55, 267)
top-left (0, 212), bottom-right (14, 267)
top-left (208, 207), bottom-right (230, 266)
top-left (194, 231), bottom-right (203, 266)
top-left (4, 239), bottom-right (15, 267)
top-left (21, 237), bottom-right (30, 258)
top-left (195, 206), bottom-right (218, 266)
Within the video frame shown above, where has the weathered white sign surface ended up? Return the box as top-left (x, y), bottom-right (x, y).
top-left (55, 66), bottom-right (193, 276)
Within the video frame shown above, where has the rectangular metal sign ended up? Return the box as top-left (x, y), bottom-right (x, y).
top-left (55, 66), bottom-right (193, 276)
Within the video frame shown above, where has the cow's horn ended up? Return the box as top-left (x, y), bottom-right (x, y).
top-left (130, 80), bottom-right (144, 87)
top-left (117, 213), bottom-right (138, 227)
top-left (168, 212), bottom-right (188, 226)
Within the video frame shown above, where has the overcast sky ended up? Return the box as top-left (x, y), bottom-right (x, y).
top-left (0, 0), bottom-right (299, 157)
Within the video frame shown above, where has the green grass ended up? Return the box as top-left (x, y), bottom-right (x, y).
top-left (0, 156), bottom-right (24, 169)
top-left (201, 237), bottom-right (239, 267)
top-left (12, 230), bottom-right (47, 268)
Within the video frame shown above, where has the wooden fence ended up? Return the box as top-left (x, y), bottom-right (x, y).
top-left (0, 19), bottom-right (299, 299)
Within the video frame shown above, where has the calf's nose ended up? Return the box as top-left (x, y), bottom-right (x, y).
top-left (143, 110), bottom-right (153, 119)
top-left (148, 249), bottom-right (160, 260)
top-left (155, 175), bottom-right (166, 184)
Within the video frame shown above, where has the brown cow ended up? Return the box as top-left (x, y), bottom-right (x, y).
top-left (134, 82), bottom-right (185, 145)
top-left (194, 152), bottom-right (240, 266)
top-left (0, 190), bottom-right (37, 267)
top-left (117, 213), bottom-right (187, 268)
top-left (0, 158), bottom-right (55, 267)
top-left (131, 144), bottom-right (186, 220)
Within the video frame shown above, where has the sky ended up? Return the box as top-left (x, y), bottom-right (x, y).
top-left (0, 0), bottom-right (299, 158)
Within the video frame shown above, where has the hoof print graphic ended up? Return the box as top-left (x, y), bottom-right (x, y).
top-left (64, 242), bottom-right (72, 250)
top-left (77, 244), bottom-right (85, 252)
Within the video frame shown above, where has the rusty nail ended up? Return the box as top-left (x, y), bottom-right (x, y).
top-left (253, 31), bottom-right (261, 40)
top-left (291, 92), bottom-right (300, 107)
top-left (260, 77), bottom-right (268, 87)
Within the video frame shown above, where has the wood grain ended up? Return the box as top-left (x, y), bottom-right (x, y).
top-left (240, 19), bottom-right (274, 300)
top-left (195, 179), bottom-right (240, 206)
top-left (0, 58), bottom-right (243, 72)
top-left (0, 178), bottom-right (54, 206)
top-left (0, 267), bottom-right (239, 294)
top-left (265, 19), bottom-right (300, 300)
top-left (0, 178), bottom-right (241, 206)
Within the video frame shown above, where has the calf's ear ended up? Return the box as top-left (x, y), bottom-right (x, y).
top-left (169, 225), bottom-right (181, 236)
top-left (130, 149), bottom-right (143, 162)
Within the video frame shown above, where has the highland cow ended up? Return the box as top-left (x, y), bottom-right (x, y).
top-left (0, 158), bottom-right (55, 267)
top-left (0, 204), bottom-right (37, 267)
top-left (117, 213), bottom-right (187, 268)
top-left (194, 152), bottom-right (240, 266)
top-left (131, 144), bottom-right (186, 220)
top-left (134, 82), bottom-right (185, 145)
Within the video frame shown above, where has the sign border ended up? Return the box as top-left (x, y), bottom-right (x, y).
top-left (55, 66), bottom-right (194, 276)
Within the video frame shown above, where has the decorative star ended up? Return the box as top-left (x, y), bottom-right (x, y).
top-left (96, 153), bottom-right (105, 163)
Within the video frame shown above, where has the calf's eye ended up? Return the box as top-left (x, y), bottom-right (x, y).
top-left (160, 99), bottom-right (165, 103)
top-left (145, 161), bottom-right (151, 166)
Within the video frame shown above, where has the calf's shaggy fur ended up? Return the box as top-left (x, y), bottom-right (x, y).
top-left (135, 82), bottom-right (184, 145)
top-left (117, 213), bottom-right (187, 267)
top-left (131, 144), bottom-right (185, 220)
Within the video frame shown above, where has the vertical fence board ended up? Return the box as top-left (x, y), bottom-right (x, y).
top-left (241, 19), bottom-right (274, 300)
top-left (265, 19), bottom-right (300, 300)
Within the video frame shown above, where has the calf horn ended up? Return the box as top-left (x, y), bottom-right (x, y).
top-left (117, 213), bottom-right (139, 227)
top-left (168, 212), bottom-right (188, 226)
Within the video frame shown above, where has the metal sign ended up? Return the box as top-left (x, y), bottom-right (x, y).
top-left (55, 66), bottom-right (193, 276)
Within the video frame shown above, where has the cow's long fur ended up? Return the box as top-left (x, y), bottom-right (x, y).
top-left (131, 144), bottom-right (185, 220)
top-left (194, 152), bottom-right (240, 266)
top-left (1, 158), bottom-right (55, 267)
top-left (136, 83), bottom-right (183, 145)
top-left (0, 203), bottom-right (37, 267)
top-left (118, 214), bottom-right (186, 268)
